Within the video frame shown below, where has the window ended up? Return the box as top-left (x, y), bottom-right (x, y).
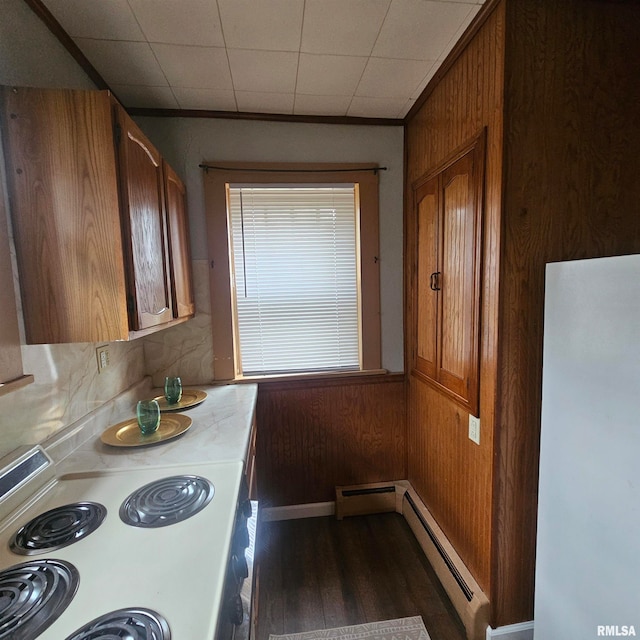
top-left (229, 185), bottom-right (360, 375)
top-left (204, 163), bottom-right (381, 381)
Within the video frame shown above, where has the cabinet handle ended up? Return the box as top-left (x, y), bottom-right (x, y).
top-left (150, 306), bottom-right (169, 316)
top-left (429, 272), bottom-right (441, 291)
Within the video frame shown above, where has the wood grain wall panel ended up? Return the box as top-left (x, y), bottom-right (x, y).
top-left (493, 0), bottom-right (640, 625)
top-left (408, 378), bottom-right (493, 591)
top-left (256, 375), bottom-right (406, 507)
top-left (405, 1), bottom-right (505, 596)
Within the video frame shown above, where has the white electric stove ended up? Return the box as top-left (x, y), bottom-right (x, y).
top-left (0, 445), bottom-right (253, 639)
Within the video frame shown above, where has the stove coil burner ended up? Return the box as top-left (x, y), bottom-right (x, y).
top-left (64, 607), bottom-right (171, 640)
top-left (0, 559), bottom-right (79, 639)
top-left (119, 475), bottom-right (214, 528)
top-left (10, 502), bottom-right (107, 555)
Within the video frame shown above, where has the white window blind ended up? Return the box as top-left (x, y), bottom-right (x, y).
top-left (228, 185), bottom-right (361, 376)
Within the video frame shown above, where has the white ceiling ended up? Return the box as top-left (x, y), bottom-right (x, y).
top-left (40, 0), bottom-right (485, 120)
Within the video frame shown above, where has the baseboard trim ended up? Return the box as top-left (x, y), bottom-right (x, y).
top-left (486, 621), bottom-right (534, 640)
top-left (261, 501), bottom-right (335, 522)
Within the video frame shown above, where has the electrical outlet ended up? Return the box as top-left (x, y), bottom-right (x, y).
top-left (96, 346), bottom-right (110, 373)
top-left (469, 414), bottom-right (480, 445)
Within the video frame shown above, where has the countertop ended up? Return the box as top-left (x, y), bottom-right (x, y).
top-left (54, 382), bottom-right (258, 475)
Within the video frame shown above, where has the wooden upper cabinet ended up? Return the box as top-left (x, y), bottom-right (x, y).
top-left (1, 87), bottom-right (129, 343)
top-left (412, 132), bottom-right (485, 416)
top-left (163, 161), bottom-right (195, 319)
top-left (116, 108), bottom-right (173, 331)
top-left (0, 139), bottom-right (33, 395)
top-left (0, 86), bottom-right (193, 343)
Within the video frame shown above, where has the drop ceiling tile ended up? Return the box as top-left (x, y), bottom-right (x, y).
top-left (74, 39), bottom-right (168, 86)
top-left (301, 0), bottom-right (391, 56)
top-left (218, 0), bottom-right (304, 51)
top-left (42, 0), bottom-right (144, 40)
top-left (398, 97), bottom-right (416, 118)
top-left (296, 54), bottom-right (367, 96)
top-left (372, 0), bottom-right (476, 61)
top-left (411, 62), bottom-right (438, 99)
top-left (173, 87), bottom-right (237, 111)
top-left (293, 94), bottom-right (352, 116)
top-left (151, 44), bottom-right (232, 90)
top-left (235, 91), bottom-right (295, 114)
top-left (228, 49), bottom-right (298, 93)
top-left (347, 96), bottom-right (407, 119)
top-left (356, 58), bottom-right (428, 99)
top-left (110, 85), bottom-right (179, 109)
top-left (128, 0), bottom-right (224, 47)
top-left (438, 4), bottom-right (482, 60)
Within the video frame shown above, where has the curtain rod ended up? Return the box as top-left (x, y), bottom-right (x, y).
top-left (199, 164), bottom-right (387, 174)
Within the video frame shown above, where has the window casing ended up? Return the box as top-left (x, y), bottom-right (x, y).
top-left (204, 163), bottom-right (381, 381)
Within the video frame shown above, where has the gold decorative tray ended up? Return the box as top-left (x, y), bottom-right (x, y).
top-left (100, 414), bottom-right (192, 447)
top-left (152, 389), bottom-right (208, 412)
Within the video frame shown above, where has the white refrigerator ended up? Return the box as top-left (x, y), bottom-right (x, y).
top-left (534, 254), bottom-right (640, 639)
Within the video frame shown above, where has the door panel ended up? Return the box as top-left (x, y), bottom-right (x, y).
top-left (440, 155), bottom-right (475, 398)
top-left (164, 162), bottom-right (195, 319)
top-left (415, 177), bottom-right (439, 379)
top-left (117, 109), bottom-right (172, 330)
top-left (411, 131), bottom-right (484, 416)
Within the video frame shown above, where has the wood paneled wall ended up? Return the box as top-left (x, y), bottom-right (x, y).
top-left (494, 0), bottom-right (640, 625)
top-left (256, 374), bottom-right (406, 507)
top-left (405, 2), bottom-right (505, 595)
top-left (406, 0), bottom-right (640, 628)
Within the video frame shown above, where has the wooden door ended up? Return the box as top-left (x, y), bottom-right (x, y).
top-left (163, 161), bottom-right (195, 319)
top-left (116, 107), bottom-right (172, 330)
top-left (412, 133), bottom-right (484, 416)
top-left (438, 150), bottom-right (480, 409)
top-left (415, 175), bottom-right (439, 380)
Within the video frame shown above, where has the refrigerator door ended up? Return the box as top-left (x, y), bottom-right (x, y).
top-left (535, 254), bottom-right (640, 639)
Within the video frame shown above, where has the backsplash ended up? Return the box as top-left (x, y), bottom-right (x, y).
top-left (143, 260), bottom-right (215, 387)
top-left (0, 340), bottom-right (145, 460)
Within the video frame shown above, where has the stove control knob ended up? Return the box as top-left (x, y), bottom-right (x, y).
top-left (232, 552), bottom-right (249, 580)
top-left (228, 594), bottom-right (244, 626)
top-left (234, 524), bottom-right (249, 550)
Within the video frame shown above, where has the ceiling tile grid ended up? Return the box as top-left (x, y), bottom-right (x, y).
top-left (40, 0), bottom-right (485, 119)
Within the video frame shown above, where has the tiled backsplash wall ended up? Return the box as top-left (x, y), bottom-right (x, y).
top-left (143, 260), bottom-right (215, 387)
top-left (0, 258), bottom-right (213, 462)
top-left (0, 341), bottom-right (145, 460)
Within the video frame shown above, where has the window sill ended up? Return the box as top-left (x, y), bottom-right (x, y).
top-left (225, 369), bottom-right (405, 390)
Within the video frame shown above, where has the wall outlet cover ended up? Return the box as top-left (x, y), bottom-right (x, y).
top-left (469, 414), bottom-right (480, 445)
top-left (96, 346), bottom-right (110, 373)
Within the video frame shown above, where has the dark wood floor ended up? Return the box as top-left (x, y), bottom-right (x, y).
top-left (255, 513), bottom-right (467, 640)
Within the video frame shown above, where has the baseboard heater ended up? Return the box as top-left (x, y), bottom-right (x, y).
top-left (335, 481), bottom-right (489, 640)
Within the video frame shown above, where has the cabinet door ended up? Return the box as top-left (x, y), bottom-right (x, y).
top-left (415, 175), bottom-right (440, 380)
top-left (1, 87), bottom-right (129, 343)
top-left (412, 133), bottom-right (483, 416)
top-left (438, 150), bottom-right (481, 410)
top-left (0, 140), bottom-right (33, 393)
top-left (116, 108), bottom-right (173, 331)
top-left (163, 162), bottom-right (195, 319)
